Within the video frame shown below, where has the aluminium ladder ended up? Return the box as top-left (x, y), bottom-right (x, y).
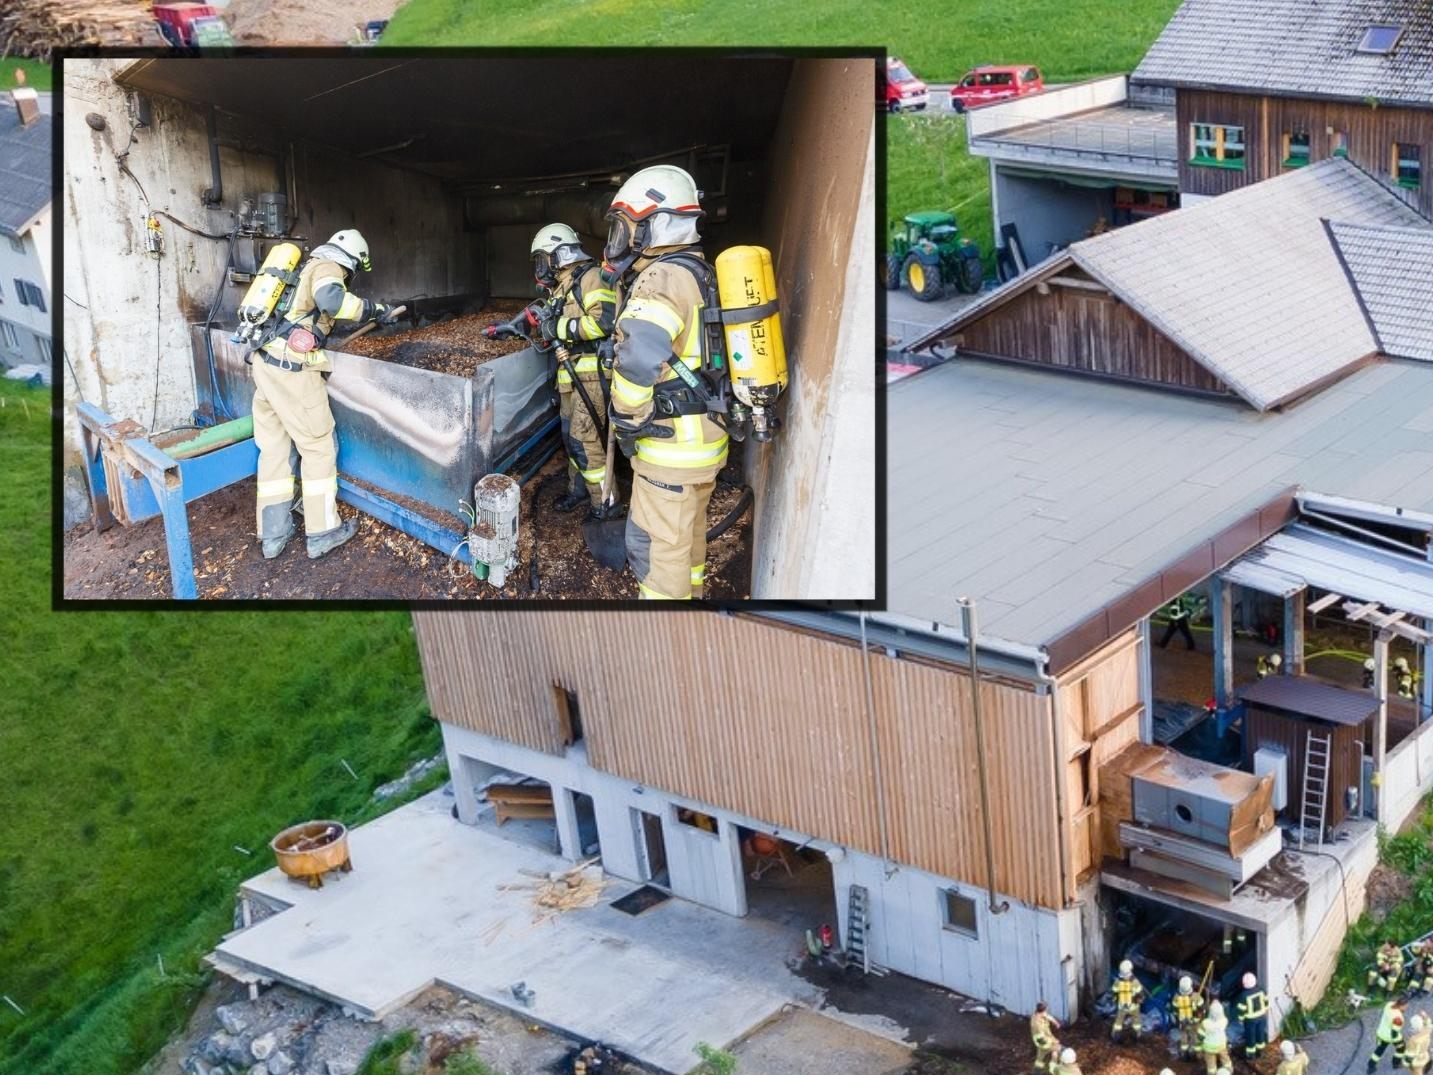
top-left (844, 884), bottom-right (887, 975)
top-left (1300, 730), bottom-right (1332, 849)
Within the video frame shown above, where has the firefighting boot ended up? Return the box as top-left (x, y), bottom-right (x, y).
top-left (260, 503), bottom-right (294, 559)
top-left (554, 468), bottom-right (588, 512)
top-left (306, 517), bottom-right (359, 559)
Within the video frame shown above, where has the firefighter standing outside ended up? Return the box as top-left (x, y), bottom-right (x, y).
top-left (251, 229), bottom-right (394, 559)
top-left (603, 164), bottom-right (728, 600)
top-left (1408, 1013), bottom-right (1431, 1075)
top-left (1200, 1000), bottom-right (1232, 1075)
top-left (1030, 1001), bottom-right (1061, 1073)
top-left (517, 224), bottom-right (617, 516)
top-left (1159, 592), bottom-right (1201, 650)
top-left (1370, 997), bottom-right (1408, 1072)
top-left (1050, 1047), bottom-right (1081, 1075)
top-left (1234, 972), bottom-right (1270, 1060)
top-left (1172, 975), bottom-right (1205, 1060)
top-left (1277, 1041), bottom-right (1310, 1075)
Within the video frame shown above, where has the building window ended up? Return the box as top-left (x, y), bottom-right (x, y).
top-left (1357, 25), bottom-right (1404, 54)
top-left (1190, 123), bottom-right (1245, 168)
top-left (1282, 131), bottom-right (1311, 168)
top-left (12, 279), bottom-right (45, 313)
top-left (7, 236), bottom-right (22, 255)
top-left (675, 807), bottom-right (719, 835)
top-left (1332, 131), bottom-right (1349, 158)
top-left (1394, 144), bottom-right (1422, 189)
top-left (0, 321), bottom-right (18, 352)
top-left (941, 888), bottom-right (979, 937)
top-left (38, 337), bottom-right (51, 362)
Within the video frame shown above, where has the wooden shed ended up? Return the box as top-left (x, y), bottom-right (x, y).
top-left (1238, 675), bottom-right (1376, 833)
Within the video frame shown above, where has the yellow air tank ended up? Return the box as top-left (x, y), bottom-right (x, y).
top-left (716, 245), bottom-right (787, 441)
top-left (232, 242), bottom-right (302, 344)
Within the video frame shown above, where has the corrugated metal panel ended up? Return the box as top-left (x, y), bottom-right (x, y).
top-left (414, 611), bottom-right (1067, 909)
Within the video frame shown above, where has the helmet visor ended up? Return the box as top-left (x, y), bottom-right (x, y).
top-left (604, 214), bottom-right (635, 263)
top-left (533, 249), bottom-right (554, 283)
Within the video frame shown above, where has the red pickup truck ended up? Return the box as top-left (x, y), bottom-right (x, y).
top-left (949, 65), bottom-right (1044, 113)
top-left (883, 57), bottom-right (930, 113)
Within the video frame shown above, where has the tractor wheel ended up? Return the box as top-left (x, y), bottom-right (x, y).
top-left (956, 255), bottom-right (984, 294)
top-left (903, 254), bottom-right (943, 302)
top-left (881, 253), bottom-right (903, 291)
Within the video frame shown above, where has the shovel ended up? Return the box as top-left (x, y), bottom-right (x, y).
top-left (330, 304), bottom-right (407, 351)
top-left (581, 421), bottom-right (627, 572)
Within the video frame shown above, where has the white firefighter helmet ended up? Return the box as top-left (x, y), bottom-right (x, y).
top-left (1217, 1068), bottom-right (1232, 1075)
top-left (1118, 959), bottom-right (1133, 978)
top-left (1159, 1069), bottom-right (1176, 1075)
top-left (1060, 1048), bottom-right (1076, 1065)
top-left (1179, 976), bottom-right (1193, 994)
top-left (1395, 656), bottom-right (1412, 672)
top-left (1269, 653), bottom-right (1283, 669)
top-left (1243, 972), bottom-right (1257, 989)
top-left (604, 164), bottom-right (703, 269)
top-left (1414, 1015), bottom-right (1428, 1033)
top-left (1209, 1000), bottom-right (1225, 1018)
top-left (324, 229), bottom-right (371, 273)
top-left (1365, 657), bottom-right (1377, 671)
top-left (1280, 1041), bottom-right (1297, 1060)
top-left (529, 222), bottom-right (590, 284)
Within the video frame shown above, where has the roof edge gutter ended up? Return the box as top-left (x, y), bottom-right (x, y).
top-left (1298, 491), bottom-right (1433, 536)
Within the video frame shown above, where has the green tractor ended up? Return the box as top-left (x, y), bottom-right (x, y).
top-left (883, 210), bottom-right (984, 301)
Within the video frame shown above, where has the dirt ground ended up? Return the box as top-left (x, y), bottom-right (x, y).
top-left (224, 0), bottom-right (409, 44)
top-left (730, 1007), bottom-right (910, 1075)
top-left (62, 449), bottom-right (752, 601)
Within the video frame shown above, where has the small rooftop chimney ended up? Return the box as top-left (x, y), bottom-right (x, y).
top-left (12, 87), bottom-right (40, 128)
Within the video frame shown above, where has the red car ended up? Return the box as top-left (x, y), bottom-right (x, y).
top-left (883, 57), bottom-right (930, 113)
top-left (949, 65), bottom-right (1044, 112)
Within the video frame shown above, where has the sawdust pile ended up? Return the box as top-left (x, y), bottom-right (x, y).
top-left (500, 863), bottom-right (606, 928)
top-left (341, 306), bottom-right (532, 378)
top-left (225, 0), bottom-right (406, 45)
top-left (3, 0), bottom-right (153, 56)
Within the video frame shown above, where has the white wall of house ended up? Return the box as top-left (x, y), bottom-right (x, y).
top-left (438, 720), bottom-right (1080, 1021)
top-left (0, 209), bottom-right (52, 367)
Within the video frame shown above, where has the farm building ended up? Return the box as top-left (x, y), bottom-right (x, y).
top-left (59, 55), bottom-right (875, 600)
top-left (0, 86), bottom-right (53, 371)
top-left (967, 0), bottom-right (1431, 269)
top-left (388, 161), bottom-right (1433, 1032)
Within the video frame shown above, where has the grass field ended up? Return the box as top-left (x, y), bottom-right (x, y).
top-left (0, 376), bottom-right (441, 1075)
top-left (382, 0), bottom-right (1182, 227)
top-left (1, 58), bottom-right (52, 91)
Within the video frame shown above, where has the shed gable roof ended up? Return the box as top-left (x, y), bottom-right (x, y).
top-left (1329, 220), bottom-right (1433, 363)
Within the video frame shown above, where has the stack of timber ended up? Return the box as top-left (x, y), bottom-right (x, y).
top-left (2, 0), bottom-right (154, 56)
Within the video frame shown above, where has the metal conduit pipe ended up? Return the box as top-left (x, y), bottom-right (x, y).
top-left (858, 611), bottom-right (895, 875)
top-left (958, 598), bottom-right (1010, 915)
top-left (1034, 654), bottom-right (1073, 911)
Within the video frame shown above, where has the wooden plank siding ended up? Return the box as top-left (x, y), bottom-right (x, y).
top-left (1055, 630), bottom-right (1145, 881)
top-left (1178, 89), bottom-right (1433, 218)
top-left (1241, 706), bottom-right (1367, 831)
top-left (955, 273), bottom-right (1232, 396)
top-left (413, 611), bottom-right (1070, 909)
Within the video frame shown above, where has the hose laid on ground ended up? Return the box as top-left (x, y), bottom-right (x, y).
top-left (706, 485), bottom-right (753, 543)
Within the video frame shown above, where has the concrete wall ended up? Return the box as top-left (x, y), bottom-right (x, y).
top-left (746, 58), bottom-right (876, 600)
top-left (833, 849), bottom-right (1080, 1020)
top-left (61, 59), bottom-right (478, 525)
top-left (967, 76), bottom-right (1130, 138)
top-left (993, 169), bottom-right (1114, 265)
top-left (438, 719), bottom-right (1079, 1021)
top-left (1382, 716), bottom-right (1433, 831)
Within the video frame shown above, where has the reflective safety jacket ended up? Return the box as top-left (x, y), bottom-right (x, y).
top-left (1050, 1063), bottom-right (1082, 1075)
top-left (1276, 1047), bottom-right (1310, 1075)
top-left (260, 257), bottom-right (371, 373)
top-left (551, 263), bottom-right (616, 390)
top-left (1378, 1003), bottom-right (1406, 1044)
top-left (1113, 977), bottom-right (1144, 1011)
top-left (1406, 1027), bottom-right (1431, 1068)
top-left (1172, 993), bottom-right (1205, 1024)
top-left (1235, 988), bottom-right (1269, 1022)
top-left (611, 245), bottom-right (729, 484)
top-left (1377, 946), bottom-right (1406, 978)
top-left (1030, 1011), bottom-right (1057, 1045)
top-left (1201, 1015), bottom-right (1228, 1051)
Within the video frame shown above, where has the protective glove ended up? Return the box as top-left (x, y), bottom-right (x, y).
top-left (369, 302), bottom-right (390, 325)
top-left (377, 304), bottom-right (402, 326)
top-left (614, 420), bottom-right (672, 459)
top-left (539, 315), bottom-right (559, 342)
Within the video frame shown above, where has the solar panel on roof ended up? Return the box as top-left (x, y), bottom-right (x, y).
top-left (1356, 25), bottom-right (1403, 54)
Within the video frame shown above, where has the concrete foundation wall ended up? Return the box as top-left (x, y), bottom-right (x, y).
top-left (61, 59), bottom-right (478, 526)
top-left (1382, 716), bottom-right (1433, 830)
top-left (439, 719), bottom-right (1076, 1020)
top-left (994, 169), bottom-right (1114, 265)
top-left (968, 76), bottom-right (1131, 138)
top-left (833, 848), bottom-right (1079, 1020)
top-left (746, 58), bottom-right (876, 600)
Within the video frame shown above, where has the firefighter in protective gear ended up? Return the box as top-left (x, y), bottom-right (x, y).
top-left (250, 229), bottom-right (394, 560)
top-left (1258, 652), bottom-right (1283, 678)
top-left (1407, 1014), bottom-right (1431, 1075)
top-left (1172, 975), bottom-right (1206, 1060)
top-left (1201, 1001), bottom-right (1232, 1075)
top-left (1278, 1041), bottom-right (1310, 1075)
top-left (526, 223), bottom-right (617, 515)
top-left (1235, 972), bottom-right (1270, 1059)
top-left (1159, 593), bottom-right (1200, 650)
top-left (1366, 657), bottom-right (1379, 689)
top-left (1413, 942), bottom-right (1433, 995)
top-left (1111, 960), bottom-right (1145, 1042)
top-left (1370, 998), bottom-right (1408, 1072)
top-left (1030, 1001), bottom-right (1060, 1072)
top-left (1396, 657), bottom-right (1417, 700)
top-left (1051, 1047), bottom-right (1081, 1075)
top-left (604, 165), bottom-right (728, 600)
top-left (1372, 942), bottom-right (1407, 994)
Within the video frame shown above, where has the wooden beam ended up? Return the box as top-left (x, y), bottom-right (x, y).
top-left (1389, 621), bottom-right (1433, 644)
top-left (1048, 276), bottom-right (1109, 292)
top-left (1344, 601), bottom-right (1382, 622)
top-left (1368, 610), bottom-right (1408, 629)
top-left (1307, 592), bottom-right (1343, 614)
